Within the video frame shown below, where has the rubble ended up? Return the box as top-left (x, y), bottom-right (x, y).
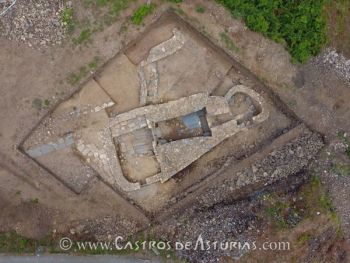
top-left (0, 0), bottom-right (67, 47)
top-left (313, 48), bottom-right (350, 83)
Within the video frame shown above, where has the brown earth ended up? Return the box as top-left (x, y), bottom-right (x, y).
top-left (0, 0), bottom-right (349, 262)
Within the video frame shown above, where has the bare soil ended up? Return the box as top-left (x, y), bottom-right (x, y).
top-left (0, 0), bottom-right (349, 262)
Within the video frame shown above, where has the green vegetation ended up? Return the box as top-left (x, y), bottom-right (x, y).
top-left (261, 174), bottom-right (340, 232)
top-left (32, 98), bottom-right (50, 111)
top-left (0, 232), bottom-right (64, 254)
top-left (196, 5), bottom-right (206, 13)
top-left (217, 0), bottom-right (327, 63)
top-left (325, 0), bottom-right (350, 56)
top-left (32, 98), bottom-right (43, 110)
top-left (219, 31), bottom-right (239, 53)
top-left (119, 22), bottom-right (129, 35)
top-left (84, 0), bottom-right (128, 24)
top-left (265, 201), bottom-right (290, 229)
top-left (68, 56), bottom-right (101, 85)
top-left (44, 99), bottom-right (50, 107)
top-left (30, 198), bottom-right (39, 204)
top-left (297, 232), bottom-right (311, 246)
top-left (68, 67), bottom-right (89, 85)
top-left (302, 175), bottom-right (340, 231)
top-left (0, 232), bottom-right (36, 253)
top-left (131, 4), bottom-right (156, 25)
top-left (333, 1), bottom-right (348, 35)
top-left (337, 131), bottom-right (350, 158)
top-left (0, 231), bottom-right (177, 259)
top-left (166, 0), bottom-right (183, 3)
top-left (73, 28), bottom-right (92, 45)
top-left (66, 0), bottom-right (128, 46)
top-left (88, 56), bottom-right (101, 69)
top-left (331, 163), bottom-right (350, 177)
top-left (60, 7), bottom-right (75, 33)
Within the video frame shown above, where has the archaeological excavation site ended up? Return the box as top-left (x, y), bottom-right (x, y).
top-left (20, 11), bottom-right (323, 218)
top-left (2, 1), bottom-right (350, 262)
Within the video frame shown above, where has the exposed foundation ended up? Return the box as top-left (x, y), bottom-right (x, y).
top-left (21, 11), bottom-right (323, 218)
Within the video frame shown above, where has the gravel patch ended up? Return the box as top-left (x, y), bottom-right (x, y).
top-left (313, 48), bottom-right (350, 84)
top-left (69, 216), bottom-right (141, 241)
top-left (155, 200), bottom-right (262, 263)
top-left (0, 0), bottom-right (16, 16)
top-left (0, 0), bottom-right (68, 48)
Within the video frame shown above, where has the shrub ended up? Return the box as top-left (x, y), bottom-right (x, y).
top-left (131, 4), bottom-right (156, 25)
top-left (217, 0), bottom-right (327, 63)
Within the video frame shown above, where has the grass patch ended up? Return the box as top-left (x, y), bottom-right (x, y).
top-left (76, 0), bottom-right (128, 42)
top-left (0, 232), bottom-right (36, 253)
top-left (84, 0), bottom-right (128, 18)
top-left (131, 4), bottom-right (156, 25)
top-left (166, 0), bottom-right (183, 3)
top-left (43, 99), bottom-right (50, 107)
top-left (217, 0), bottom-right (327, 63)
top-left (30, 198), bottom-right (39, 204)
top-left (219, 31), bottom-right (239, 53)
top-left (337, 131), bottom-right (350, 159)
top-left (68, 66), bottom-right (88, 85)
top-left (265, 201), bottom-right (289, 230)
top-left (32, 98), bottom-right (43, 110)
top-left (0, 231), bottom-right (177, 258)
top-left (88, 56), bottom-right (101, 70)
top-left (196, 5), bottom-right (206, 13)
top-left (73, 28), bottom-right (92, 45)
top-left (301, 174), bottom-right (340, 231)
top-left (68, 56), bottom-right (101, 85)
top-left (119, 22), bottom-right (129, 34)
top-left (344, 148), bottom-right (350, 159)
top-left (261, 174), bottom-right (340, 233)
top-left (297, 232), bottom-right (311, 246)
top-left (324, 0), bottom-right (350, 56)
top-left (0, 232), bottom-right (64, 254)
top-left (60, 7), bottom-right (75, 33)
top-left (331, 163), bottom-right (350, 177)
top-left (32, 98), bottom-right (51, 111)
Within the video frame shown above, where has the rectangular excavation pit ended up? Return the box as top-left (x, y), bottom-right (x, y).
top-left (19, 10), bottom-right (320, 220)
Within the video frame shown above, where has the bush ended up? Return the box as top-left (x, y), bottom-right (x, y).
top-left (131, 4), bottom-right (156, 25)
top-left (217, 0), bottom-right (327, 63)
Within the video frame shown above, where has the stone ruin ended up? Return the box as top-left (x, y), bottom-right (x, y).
top-left (20, 11), bottom-right (323, 217)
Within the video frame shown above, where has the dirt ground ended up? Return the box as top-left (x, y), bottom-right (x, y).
top-left (0, 0), bottom-right (350, 262)
top-left (325, 0), bottom-right (350, 57)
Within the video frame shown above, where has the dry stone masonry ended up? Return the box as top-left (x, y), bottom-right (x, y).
top-left (22, 12), bottom-right (323, 217)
